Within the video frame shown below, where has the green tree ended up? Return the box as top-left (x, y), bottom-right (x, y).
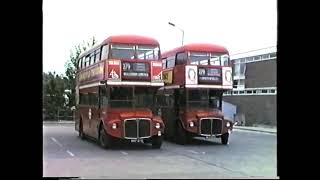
top-left (64, 37), bottom-right (97, 109)
top-left (43, 37), bottom-right (97, 120)
top-left (43, 71), bottom-right (67, 120)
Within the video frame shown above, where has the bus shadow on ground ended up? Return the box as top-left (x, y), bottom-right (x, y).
top-left (83, 136), bottom-right (156, 150)
top-left (110, 141), bottom-right (155, 150)
top-left (164, 137), bottom-right (223, 146)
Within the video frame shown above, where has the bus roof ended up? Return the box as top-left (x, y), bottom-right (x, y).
top-left (79, 35), bottom-right (160, 59)
top-left (162, 43), bottom-right (228, 57)
top-left (102, 35), bottom-right (160, 46)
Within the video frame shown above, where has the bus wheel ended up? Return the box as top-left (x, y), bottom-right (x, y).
top-left (79, 120), bottom-right (85, 140)
top-left (99, 126), bottom-right (112, 149)
top-left (221, 133), bottom-right (229, 145)
top-left (176, 121), bottom-right (188, 145)
top-left (151, 136), bottom-right (163, 149)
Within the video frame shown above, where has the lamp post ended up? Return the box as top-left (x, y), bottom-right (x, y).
top-left (168, 22), bottom-right (184, 46)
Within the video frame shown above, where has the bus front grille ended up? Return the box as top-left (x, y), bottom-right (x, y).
top-left (124, 119), bottom-right (151, 139)
top-left (200, 118), bottom-right (222, 136)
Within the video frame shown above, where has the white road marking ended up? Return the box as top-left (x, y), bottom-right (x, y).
top-left (66, 150), bottom-right (75, 157)
top-left (233, 129), bottom-right (276, 135)
top-left (120, 151), bottom-right (128, 155)
top-left (51, 137), bottom-right (63, 147)
top-left (187, 150), bottom-right (199, 154)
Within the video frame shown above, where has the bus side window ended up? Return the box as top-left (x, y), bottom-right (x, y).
top-left (80, 93), bottom-right (89, 105)
top-left (82, 57), bottom-right (85, 68)
top-left (176, 52), bottom-right (187, 65)
top-left (178, 89), bottom-right (186, 108)
top-left (77, 58), bottom-right (81, 70)
top-left (79, 93), bottom-right (83, 105)
top-left (85, 55), bottom-right (90, 67)
top-left (95, 49), bottom-right (101, 62)
top-left (101, 45), bottom-right (109, 60)
top-left (90, 53), bottom-right (94, 66)
top-left (80, 57), bottom-right (83, 69)
top-left (89, 92), bottom-right (98, 107)
top-left (166, 56), bottom-right (175, 68)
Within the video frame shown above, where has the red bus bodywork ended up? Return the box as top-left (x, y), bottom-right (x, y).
top-left (158, 43), bottom-right (234, 144)
top-left (75, 35), bottom-right (165, 148)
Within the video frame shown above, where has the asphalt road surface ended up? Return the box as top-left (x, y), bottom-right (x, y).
top-left (43, 123), bottom-right (277, 179)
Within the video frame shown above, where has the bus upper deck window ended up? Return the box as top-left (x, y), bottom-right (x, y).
top-left (136, 46), bottom-right (160, 60)
top-left (111, 44), bottom-right (135, 59)
top-left (101, 45), bottom-right (109, 60)
top-left (210, 56), bottom-right (220, 66)
top-left (189, 52), bottom-right (209, 65)
top-left (176, 52), bottom-right (188, 65)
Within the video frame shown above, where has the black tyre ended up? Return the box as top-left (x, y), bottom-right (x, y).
top-left (152, 136), bottom-right (163, 149)
top-left (99, 126), bottom-right (113, 149)
top-left (221, 133), bottom-right (229, 145)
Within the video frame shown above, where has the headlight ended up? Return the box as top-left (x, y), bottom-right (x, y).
top-left (155, 123), bottom-right (160, 129)
top-left (112, 123), bottom-right (117, 129)
top-left (189, 121), bottom-right (194, 127)
top-left (226, 122), bottom-right (230, 127)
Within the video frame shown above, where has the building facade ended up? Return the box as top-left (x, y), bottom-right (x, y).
top-left (223, 46), bottom-right (277, 126)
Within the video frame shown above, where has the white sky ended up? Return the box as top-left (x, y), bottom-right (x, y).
top-left (43, 0), bottom-right (277, 75)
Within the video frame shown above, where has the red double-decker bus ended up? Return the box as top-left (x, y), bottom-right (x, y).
top-left (156, 43), bottom-right (235, 145)
top-left (75, 35), bottom-right (165, 149)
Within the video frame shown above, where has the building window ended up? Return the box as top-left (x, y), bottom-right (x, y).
top-left (246, 57), bottom-right (254, 62)
top-left (233, 80), bottom-right (238, 88)
top-left (246, 90), bottom-right (252, 94)
top-left (262, 90), bottom-right (268, 93)
top-left (234, 63), bottom-right (246, 77)
top-left (239, 91), bottom-right (244, 94)
top-left (271, 89), bottom-right (275, 93)
top-left (262, 54), bottom-right (269, 59)
top-left (270, 52), bottom-right (276, 58)
top-left (254, 55), bottom-right (261, 61)
top-left (233, 91), bottom-right (238, 94)
top-left (233, 79), bottom-right (245, 89)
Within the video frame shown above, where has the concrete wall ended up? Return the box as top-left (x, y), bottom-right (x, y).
top-left (245, 60), bottom-right (277, 88)
top-left (223, 95), bottom-right (277, 126)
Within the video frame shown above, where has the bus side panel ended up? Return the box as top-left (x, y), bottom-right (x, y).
top-left (75, 108), bottom-right (80, 131)
top-left (173, 65), bottom-right (185, 85)
top-left (79, 106), bottom-right (89, 135)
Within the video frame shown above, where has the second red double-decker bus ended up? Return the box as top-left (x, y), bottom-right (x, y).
top-left (157, 43), bottom-right (235, 145)
top-left (74, 35), bottom-right (165, 149)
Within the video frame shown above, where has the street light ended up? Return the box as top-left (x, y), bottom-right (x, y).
top-left (168, 22), bottom-right (184, 46)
